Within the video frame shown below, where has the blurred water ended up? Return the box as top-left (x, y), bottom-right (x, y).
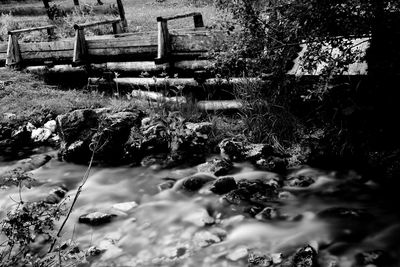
top-left (1, 156), bottom-right (400, 266)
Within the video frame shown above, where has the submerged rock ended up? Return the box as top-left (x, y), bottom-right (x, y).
top-left (197, 158), bottom-right (233, 176)
top-left (210, 176), bottom-right (237, 194)
top-left (44, 186), bottom-right (68, 204)
top-left (286, 174), bottom-right (316, 187)
top-left (219, 138), bottom-right (289, 171)
top-left (293, 245), bottom-right (318, 267)
top-left (226, 247), bottom-right (248, 261)
top-left (193, 231), bottom-right (221, 248)
top-left (317, 207), bottom-right (373, 221)
top-left (255, 207), bottom-right (280, 221)
top-left (79, 212), bottom-right (116, 226)
top-left (354, 250), bottom-right (392, 266)
top-left (248, 251), bottom-right (273, 267)
top-left (112, 201), bottom-right (138, 212)
top-left (281, 245), bottom-right (318, 267)
top-left (173, 173), bottom-right (216, 192)
top-left (158, 179), bottom-right (176, 191)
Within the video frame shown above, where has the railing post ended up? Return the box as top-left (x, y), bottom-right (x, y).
top-left (156, 17), bottom-right (169, 63)
top-left (116, 0), bottom-right (127, 31)
top-left (73, 27), bottom-right (87, 65)
top-left (112, 21), bottom-right (123, 34)
top-left (193, 13), bottom-right (204, 28)
top-left (6, 33), bottom-right (22, 67)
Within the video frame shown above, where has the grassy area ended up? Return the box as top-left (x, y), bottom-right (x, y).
top-left (0, 68), bottom-right (108, 125)
top-left (0, 0), bottom-right (217, 33)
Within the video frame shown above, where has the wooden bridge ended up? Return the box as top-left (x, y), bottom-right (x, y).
top-left (0, 12), bottom-right (217, 70)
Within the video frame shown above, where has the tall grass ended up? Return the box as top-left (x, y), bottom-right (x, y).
top-left (232, 78), bottom-right (299, 148)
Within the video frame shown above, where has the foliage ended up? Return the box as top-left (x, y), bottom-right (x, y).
top-left (0, 13), bottom-right (19, 42)
top-left (0, 170), bottom-right (66, 267)
top-left (212, 0), bottom-right (399, 102)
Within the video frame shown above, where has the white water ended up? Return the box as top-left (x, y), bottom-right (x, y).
top-left (1, 155), bottom-right (400, 266)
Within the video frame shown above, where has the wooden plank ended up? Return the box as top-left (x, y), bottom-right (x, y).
top-left (19, 40), bottom-right (74, 53)
top-left (91, 60), bottom-right (210, 72)
top-left (21, 51), bottom-right (73, 60)
top-left (160, 12), bottom-right (201, 21)
top-left (116, 0), bottom-right (127, 30)
top-left (86, 35), bottom-right (157, 49)
top-left (6, 34), bottom-right (21, 66)
top-left (9, 25), bottom-right (56, 35)
top-left (74, 19), bottom-right (121, 30)
top-left (73, 29), bottom-right (87, 64)
top-left (88, 46), bottom-right (157, 56)
top-left (197, 100), bottom-right (243, 111)
top-left (115, 77), bottom-right (263, 87)
top-left (156, 19), bottom-right (169, 61)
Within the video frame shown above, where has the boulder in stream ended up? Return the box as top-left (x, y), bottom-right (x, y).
top-left (197, 158), bottom-right (233, 176)
top-left (79, 212), bottom-right (116, 226)
top-left (57, 109), bottom-right (100, 163)
top-left (210, 176), bottom-right (237, 194)
top-left (173, 173), bottom-right (216, 192)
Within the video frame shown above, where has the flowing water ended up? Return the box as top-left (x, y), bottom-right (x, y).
top-left (1, 152), bottom-right (400, 266)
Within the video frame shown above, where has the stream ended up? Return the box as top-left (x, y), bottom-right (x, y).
top-left (1, 152), bottom-right (400, 266)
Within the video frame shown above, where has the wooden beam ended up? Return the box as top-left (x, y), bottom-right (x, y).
top-left (42, 0), bottom-right (50, 9)
top-left (161, 12), bottom-right (202, 21)
top-left (74, 19), bottom-right (121, 30)
top-left (197, 100), bottom-right (243, 111)
top-left (9, 25), bottom-right (56, 35)
top-left (112, 21), bottom-right (123, 34)
top-left (156, 18), bottom-right (170, 63)
top-left (6, 34), bottom-right (22, 67)
top-left (193, 14), bottom-right (204, 28)
top-left (116, 0), bottom-right (127, 31)
top-left (73, 29), bottom-right (87, 65)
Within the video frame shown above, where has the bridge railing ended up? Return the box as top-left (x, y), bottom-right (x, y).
top-left (155, 12), bottom-right (205, 63)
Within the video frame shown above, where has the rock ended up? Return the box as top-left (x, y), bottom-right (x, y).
top-left (286, 174), bottom-right (316, 187)
top-left (78, 212), bottom-right (116, 226)
top-left (185, 122), bottom-right (212, 134)
top-left (210, 176), bottom-right (237, 194)
top-left (226, 247), bottom-right (248, 261)
top-left (354, 250), bottom-right (392, 266)
top-left (219, 139), bottom-right (245, 161)
top-left (2, 113), bottom-right (16, 121)
top-left (44, 186), bottom-right (68, 204)
top-left (256, 156), bottom-right (287, 172)
top-left (248, 251), bottom-right (273, 267)
top-left (278, 191), bottom-right (296, 200)
top-left (255, 207), bottom-right (280, 221)
top-left (158, 180), bottom-right (176, 191)
top-left (93, 111), bottom-right (143, 164)
top-left (57, 109), bottom-right (100, 163)
top-left (11, 154), bottom-right (52, 173)
top-left (31, 127), bottom-right (52, 143)
top-left (86, 246), bottom-right (104, 257)
top-left (271, 253), bottom-right (283, 264)
top-left (292, 245), bottom-right (318, 267)
top-left (163, 246), bottom-right (188, 259)
top-left (112, 201), bottom-right (138, 212)
top-left (183, 208), bottom-right (215, 227)
top-left (44, 120), bottom-right (57, 133)
top-left (197, 158), bottom-right (233, 176)
top-left (193, 231), bottom-right (221, 248)
top-left (173, 173), bottom-right (216, 192)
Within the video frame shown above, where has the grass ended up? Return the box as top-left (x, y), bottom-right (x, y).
top-left (0, 0), bottom-right (218, 34)
top-left (0, 68), bottom-right (108, 125)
